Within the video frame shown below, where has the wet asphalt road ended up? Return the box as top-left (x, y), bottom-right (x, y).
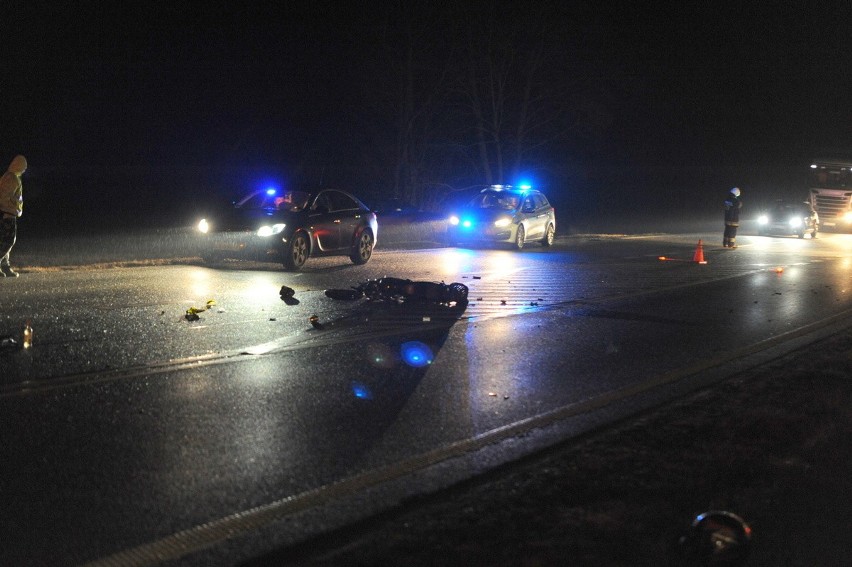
top-left (2, 230), bottom-right (852, 565)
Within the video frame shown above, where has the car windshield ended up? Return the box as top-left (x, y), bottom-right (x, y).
top-left (238, 190), bottom-right (312, 212)
top-left (772, 203), bottom-right (810, 216)
top-left (469, 191), bottom-right (520, 211)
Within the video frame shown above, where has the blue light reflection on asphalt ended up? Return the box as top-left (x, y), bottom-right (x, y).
top-left (400, 341), bottom-right (433, 368)
top-left (351, 381), bottom-right (374, 400)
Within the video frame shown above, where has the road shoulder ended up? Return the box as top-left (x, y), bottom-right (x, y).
top-left (256, 328), bottom-right (852, 566)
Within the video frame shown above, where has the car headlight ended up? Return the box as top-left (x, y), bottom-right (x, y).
top-left (448, 215), bottom-right (460, 225)
top-left (257, 223), bottom-right (286, 237)
top-left (197, 218), bottom-right (210, 233)
top-left (494, 217), bottom-right (512, 227)
top-left (757, 215), bottom-right (768, 225)
top-left (844, 211), bottom-right (852, 223)
top-left (788, 217), bottom-right (803, 228)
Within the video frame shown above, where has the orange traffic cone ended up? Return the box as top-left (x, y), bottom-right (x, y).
top-left (693, 240), bottom-right (707, 264)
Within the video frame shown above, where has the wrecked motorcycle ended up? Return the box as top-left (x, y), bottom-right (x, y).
top-left (325, 277), bottom-right (468, 306)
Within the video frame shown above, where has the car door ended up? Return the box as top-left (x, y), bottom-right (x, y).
top-left (520, 194), bottom-right (545, 239)
top-left (326, 190), bottom-right (363, 250)
top-left (537, 193), bottom-right (555, 233)
top-left (309, 191), bottom-right (341, 250)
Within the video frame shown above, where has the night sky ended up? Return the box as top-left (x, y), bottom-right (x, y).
top-left (3, 1), bottom-right (851, 231)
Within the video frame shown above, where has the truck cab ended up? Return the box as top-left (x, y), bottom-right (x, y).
top-left (808, 159), bottom-right (852, 231)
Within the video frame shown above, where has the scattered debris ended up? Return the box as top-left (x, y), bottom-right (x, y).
top-left (309, 315), bottom-right (324, 330)
top-left (22, 321), bottom-right (33, 349)
top-left (185, 299), bottom-right (218, 321)
top-left (279, 285), bottom-right (300, 305)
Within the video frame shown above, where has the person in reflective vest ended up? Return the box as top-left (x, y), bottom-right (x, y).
top-left (723, 187), bottom-right (742, 248)
top-left (0, 155), bottom-right (27, 277)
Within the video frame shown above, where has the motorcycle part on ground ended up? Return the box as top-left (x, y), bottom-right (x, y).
top-left (678, 510), bottom-right (751, 566)
top-left (356, 277), bottom-right (469, 305)
top-left (324, 288), bottom-right (364, 301)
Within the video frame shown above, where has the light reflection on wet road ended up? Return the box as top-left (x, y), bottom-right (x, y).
top-left (1, 232), bottom-right (851, 565)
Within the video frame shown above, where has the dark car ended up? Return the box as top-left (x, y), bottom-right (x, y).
top-left (757, 200), bottom-right (819, 239)
top-left (196, 188), bottom-right (378, 270)
top-left (446, 185), bottom-right (556, 249)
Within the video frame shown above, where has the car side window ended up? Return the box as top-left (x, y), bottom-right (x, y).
top-left (522, 196), bottom-right (536, 211)
top-left (313, 193), bottom-right (333, 212)
top-left (326, 190), bottom-right (359, 212)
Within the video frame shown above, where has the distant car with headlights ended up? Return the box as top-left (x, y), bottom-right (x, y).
top-left (446, 186), bottom-right (556, 250)
top-left (757, 200), bottom-right (819, 239)
top-left (196, 188), bottom-right (378, 270)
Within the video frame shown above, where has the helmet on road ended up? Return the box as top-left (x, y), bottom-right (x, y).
top-left (730, 187), bottom-right (741, 197)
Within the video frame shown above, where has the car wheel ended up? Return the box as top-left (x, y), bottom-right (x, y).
top-left (514, 224), bottom-right (526, 250)
top-left (797, 230), bottom-right (805, 239)
top-left (283, 232), bottom-right (309, 271)
top-left (350, 229), bottom-right (374, 265)
top-left (541, 223), bottom-right (555, 247)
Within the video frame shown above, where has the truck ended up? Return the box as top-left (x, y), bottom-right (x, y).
top-left (808, 158), bottom-right (852, 231)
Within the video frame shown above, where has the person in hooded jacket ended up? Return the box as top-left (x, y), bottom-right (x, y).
top-left (723, 187), bottom-right (742, 248)
top-left (0, 155), bottom-right (27, 277)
